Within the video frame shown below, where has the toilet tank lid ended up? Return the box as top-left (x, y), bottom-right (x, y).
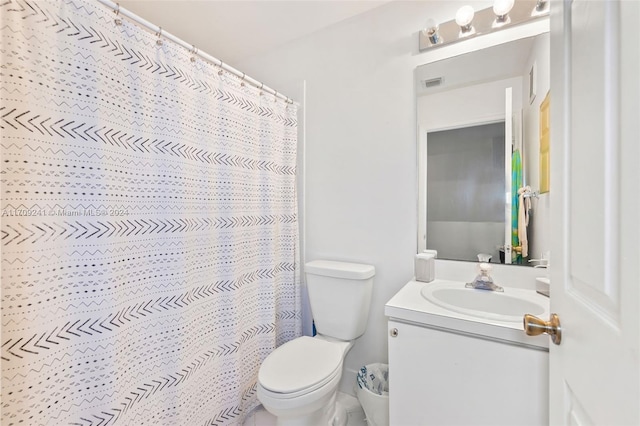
top-left (305, 260), bottom-right (375, 279)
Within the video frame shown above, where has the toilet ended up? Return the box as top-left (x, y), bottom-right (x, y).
top-left (257, 260), bottom-right (375, 426)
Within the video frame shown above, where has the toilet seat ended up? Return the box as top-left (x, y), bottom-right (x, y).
top-left (258, 336), bottom-right (343, 398)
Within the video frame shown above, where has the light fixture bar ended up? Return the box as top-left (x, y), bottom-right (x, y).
top-left (419, 0), bottom-right (549, 51)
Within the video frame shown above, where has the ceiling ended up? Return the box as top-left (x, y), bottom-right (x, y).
top-left (416, 35), bottom-right (537, 96)
top-left (118, 1), bottom-right (390, 67)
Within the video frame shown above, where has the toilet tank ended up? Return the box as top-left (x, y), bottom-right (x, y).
top-left (305, 260), bottom-right (375, 341)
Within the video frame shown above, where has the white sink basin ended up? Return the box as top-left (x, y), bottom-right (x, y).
top-left (420, 282), bottom-right (547, 322)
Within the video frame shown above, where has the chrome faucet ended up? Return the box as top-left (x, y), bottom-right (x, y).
top-left (465, 263), bottom-right (504, 292)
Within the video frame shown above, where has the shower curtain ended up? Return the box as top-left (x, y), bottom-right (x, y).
top-left (1, 1), bottom-right (301, 424)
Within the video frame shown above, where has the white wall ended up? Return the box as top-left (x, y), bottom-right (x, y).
top-left (236, 1), bottom-right (551, 394)
top-left (418, 76), bottom-right (523, 130)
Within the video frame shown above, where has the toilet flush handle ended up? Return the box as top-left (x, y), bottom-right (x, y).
top-left (390, 328), bottom-right (398, 337)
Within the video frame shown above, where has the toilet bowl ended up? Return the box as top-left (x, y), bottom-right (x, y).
top-left (257, 260), bottom-right (375, 426)
top-left (257, 336), bottom-right (353, 425)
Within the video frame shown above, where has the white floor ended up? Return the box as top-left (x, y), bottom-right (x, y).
top-left (243, 392), bottom-right (366, 426)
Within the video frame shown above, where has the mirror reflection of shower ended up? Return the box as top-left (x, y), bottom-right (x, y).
top-left (426, 122), bottom-right (506, 263)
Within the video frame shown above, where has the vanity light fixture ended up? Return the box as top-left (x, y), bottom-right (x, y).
top-left (455, 5), bottom-right (475, 35)
top-left (422, 18), bottom-right (442, 45)
top-left (418, 0), bottom-right (550, 51)
top-left (493, 0), bottom-right (515, 25)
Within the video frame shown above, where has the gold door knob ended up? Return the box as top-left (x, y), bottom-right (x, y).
top-left (523, 313), bottom-right (562, 345)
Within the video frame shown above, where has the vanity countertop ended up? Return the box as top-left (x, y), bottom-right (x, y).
top-left (385, 279), bottom-right (550, 350)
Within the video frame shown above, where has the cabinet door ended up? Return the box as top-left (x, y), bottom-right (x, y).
top-left (388, 320), bottom-right (548, 425)
top-left (388, 320), bottom-right (434, 425)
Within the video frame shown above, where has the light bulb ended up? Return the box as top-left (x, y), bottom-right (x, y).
top-left (493, 0), bottom-right (515, 17)
top-left (530, 0), bottom-right (549, 17)
top-left (422, 18), bottom-right (441, 45)
top-left (455, 5), bottom-right (475, 28)
top-left (424, 18), bottom-right (438, 34)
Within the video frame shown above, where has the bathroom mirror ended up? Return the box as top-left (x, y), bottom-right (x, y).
top-left (417, 31), bottom-right (550, 266)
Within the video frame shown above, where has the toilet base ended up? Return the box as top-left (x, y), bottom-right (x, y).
top-left (257, 336), bottom-right (356, 425)
top-left (270, 391), bottom-right (338, 426)
top-left (332, 399), bottom-right (349, 426)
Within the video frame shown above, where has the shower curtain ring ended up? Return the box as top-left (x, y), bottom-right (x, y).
top-left (114, 3), bottom-right (123, 26)
top-left (274, 91), bottom-right (278, 102)
top-left (156, 27), bottom-right (163, 46)
top-left (259, 83), bottom-right (264, 96)
top-left (190, 45), bottom-right (197, 62)
top-left (218, 61), bottom-right (224, 76)
top-left (240, 72), bottom-right (246, 87)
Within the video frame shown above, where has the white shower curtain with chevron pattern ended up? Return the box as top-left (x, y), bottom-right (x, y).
top-left (1, 1), bottom-right (301, 424)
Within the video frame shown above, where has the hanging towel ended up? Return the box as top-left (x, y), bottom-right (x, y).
top-left (517, 186), bottom-right (532, 258)
top-left (511, 150), bottom-right (523, 262)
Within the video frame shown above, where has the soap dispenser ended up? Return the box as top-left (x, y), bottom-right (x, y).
top-left (465, 263), bottom-right (504, 292)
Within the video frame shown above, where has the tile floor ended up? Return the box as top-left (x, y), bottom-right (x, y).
top-left (243, 392), bottom-right (366, 426)
top-left (243, 407), bottom-right (276, 426)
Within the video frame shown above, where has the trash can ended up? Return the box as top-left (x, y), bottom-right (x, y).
top-left (356, 363), bottom-right (389, 426)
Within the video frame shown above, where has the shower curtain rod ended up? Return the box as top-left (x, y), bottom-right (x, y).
top-left (96, 0), bottom-right (297, 105)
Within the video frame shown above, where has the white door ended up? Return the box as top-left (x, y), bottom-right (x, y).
top-left (549, 1), bottom-right (639, 424)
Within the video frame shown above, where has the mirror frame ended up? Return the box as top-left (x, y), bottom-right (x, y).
top-left (416, 19), bottom-right (550, 263)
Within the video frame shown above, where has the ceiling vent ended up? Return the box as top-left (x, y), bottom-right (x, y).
top-left (423, 77), bottom-right (443, 89)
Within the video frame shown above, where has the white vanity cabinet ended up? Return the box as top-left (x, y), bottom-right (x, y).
top-left (386, 280), bottom-right (549, 426)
